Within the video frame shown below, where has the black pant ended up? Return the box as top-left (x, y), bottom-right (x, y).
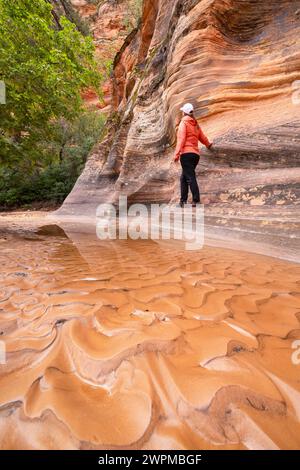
top-left (180, 152), bottom-right (200, 203)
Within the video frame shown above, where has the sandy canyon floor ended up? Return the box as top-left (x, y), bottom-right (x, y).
top-left (0, 212), bottom-right (300, 449)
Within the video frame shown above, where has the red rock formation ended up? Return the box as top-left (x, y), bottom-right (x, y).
top-left (68, 0), bottom-right (138, 111)
top-left (56, 0), bottom-right (300, 218)
top-left (1, 220), bottom-right (300, 449)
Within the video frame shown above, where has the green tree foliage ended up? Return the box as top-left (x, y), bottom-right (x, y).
top-left (0, 0), bottom-right (101, 167)
top-left (0, 0), bottom-right (106, 209)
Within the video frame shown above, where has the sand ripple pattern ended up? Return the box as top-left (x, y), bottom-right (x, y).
top-left (0, 229), bottom-right (300, 449)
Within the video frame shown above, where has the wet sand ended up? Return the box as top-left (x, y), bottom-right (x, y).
top-left (0, 216), bottom-right (300, 449)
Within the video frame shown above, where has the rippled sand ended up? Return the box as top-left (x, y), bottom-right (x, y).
top-left (0, 224), bottom-right (300, 450)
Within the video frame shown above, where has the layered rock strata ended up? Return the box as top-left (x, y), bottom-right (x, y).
top-left (56, 0), bottom-right (300, 217)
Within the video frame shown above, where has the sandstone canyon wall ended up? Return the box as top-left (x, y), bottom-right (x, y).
top-left (56, 0), bottom-right (300, 217)
top-left (51, 0), bottom-right (138, 111)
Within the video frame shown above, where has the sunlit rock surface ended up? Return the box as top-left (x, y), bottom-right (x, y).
top-left (52, 0), bottom-right (137, 111)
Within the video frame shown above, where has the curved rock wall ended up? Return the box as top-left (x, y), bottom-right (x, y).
top-left (57, 0), bottom-right (300, 217)
top-left (69, 0), bottom-right (138, 111)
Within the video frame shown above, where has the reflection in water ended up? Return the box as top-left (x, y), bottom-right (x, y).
top-left (0, 224), bottom-right (300, 449)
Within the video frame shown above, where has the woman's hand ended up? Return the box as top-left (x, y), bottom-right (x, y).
top-left (207, 142), bottom-right (213, 149)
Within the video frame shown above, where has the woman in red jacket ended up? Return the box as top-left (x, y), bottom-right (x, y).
top-left (173, 103), bottom-right (213, 207)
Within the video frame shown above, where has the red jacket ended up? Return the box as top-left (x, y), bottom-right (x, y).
top-left (174, 115), bottom-right (211, 161)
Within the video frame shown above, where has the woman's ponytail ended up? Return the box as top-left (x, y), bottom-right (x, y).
top-left (189, 111), bottom-right (200, 129)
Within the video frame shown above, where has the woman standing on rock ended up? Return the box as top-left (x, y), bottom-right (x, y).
top-left (173, 103), bottom-right (213, 207)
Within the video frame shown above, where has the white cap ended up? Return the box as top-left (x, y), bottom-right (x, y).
top-left (180, 102), bottom-right (194, 114)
